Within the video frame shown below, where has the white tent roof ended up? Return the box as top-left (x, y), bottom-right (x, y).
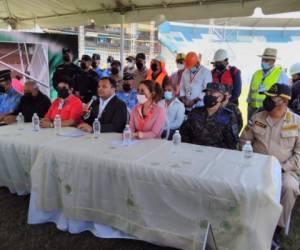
top-left (1, 0), bottom-right (300, 29)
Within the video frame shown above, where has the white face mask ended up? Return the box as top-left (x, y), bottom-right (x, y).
top-left (137, 94), bottom-right (148, 104)
top-left (127, 62), bottom-right (135, 68)
top-left (177, 63), bottom-right (185, 70)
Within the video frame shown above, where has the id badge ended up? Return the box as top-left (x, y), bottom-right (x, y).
top-left (186, 86), bottom-right (192, 97)
top-left (258, 84), bottom-right (265, 94)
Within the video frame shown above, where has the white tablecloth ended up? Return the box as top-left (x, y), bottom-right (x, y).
top-left (0, 124), bottom-right (282, 250)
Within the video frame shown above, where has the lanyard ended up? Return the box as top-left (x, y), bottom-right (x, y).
top-left (189, 69), bottom-right (200, 84)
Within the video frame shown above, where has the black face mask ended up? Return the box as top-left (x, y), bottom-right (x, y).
top-left (151, 63), bottom-right (158, 72)
top-left (204, 95), bottom-right (218, 108)
top-left (80, 62), bottom-right (87, 70)
top-left (263, 97), bottom-right (276, 112)
top-left (111, 67), bottom-right (119, 75)
top-left (63, 54), bottom-right (71, 63)
top-left (0, 85), bottom-right (6, 93)
top-left (292, 78), bottom-right (299, 84)
top-left (92, 61), bottom-right (97, 69)
top-left (24, 92), bottom-right (34, 100)
top-left (123, 83), bottom-right (131, 92)
top-left (215, 63), bottom-right (226, 71)
top-left (136, 61), bottom-right (144, 70)
top-left (57, 87), bottom-right (70, 99)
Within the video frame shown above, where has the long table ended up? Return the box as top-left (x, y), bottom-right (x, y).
top-left (0, 124), bottom-right (282, 250)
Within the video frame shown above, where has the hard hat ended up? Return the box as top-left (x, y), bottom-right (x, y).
top-left (289, 63), bottom-right (300, 76)
top-left (185, 52), bottom-right (199, 69)
top-left (213, 49), bottom-right (228, 62)
top-left (176, 53), bottom-right (186, 61)
top-left (153, 55), bottom-right (166, 64)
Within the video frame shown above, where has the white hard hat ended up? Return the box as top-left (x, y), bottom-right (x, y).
top-left (289, 63), bottom-right (300, 76)
top-left (213, 49), bottom-right (228, 62)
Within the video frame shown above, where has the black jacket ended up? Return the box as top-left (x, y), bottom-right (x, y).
top-left (52, 63), bottom-right (81, 90)
top-left (75, 69), bottom-right (99, 103)
top-left (83, 95), bottom-right (127, 133)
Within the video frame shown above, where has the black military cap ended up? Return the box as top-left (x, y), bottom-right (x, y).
top-left (203, 82), bottom-right (227, 94)
top-left (62, 48), bottom-right (71, 54)
top-left (136, 53), bottom-right (146, 61)
top-left (263, 83), bottom-right (291, 100)
top-left (92, 53), bottom-right (101, 60)
top-left (0, 69), bottom-right (11, 84)
top-left (79, 54), bottom-right (92, 62)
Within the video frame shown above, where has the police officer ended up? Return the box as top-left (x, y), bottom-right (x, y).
top-left (241, 83), bottom-right (300, 250)
top-left (180, 82), bottom-right (239, 149)
top-left (52, 48), bottom-right (81, 90)
top-left (75, 54), bottom-right (99, 103)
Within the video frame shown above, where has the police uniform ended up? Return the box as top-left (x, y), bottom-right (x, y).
top-left (180, 82), bottom-right (239, 149)
top-left (241, 84), bottom-right (300, 228)
top-left (225, 102), bottom-right (243, 133)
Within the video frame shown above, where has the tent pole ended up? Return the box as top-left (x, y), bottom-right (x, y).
top-left (120, 14), bottom-right (125, 76)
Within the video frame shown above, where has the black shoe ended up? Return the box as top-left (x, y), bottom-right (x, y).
top-left (271, 240), bottom-right (280, 250)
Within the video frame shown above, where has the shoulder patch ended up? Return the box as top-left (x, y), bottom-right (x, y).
top-left (286, 112), bottom-right (292, 122)
top-left (254, 120), bottom-right (267, 129)
top-left (282, 124), bottom-right (298, 131)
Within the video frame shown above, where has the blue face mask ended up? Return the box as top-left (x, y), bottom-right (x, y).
top-left (190, 66), bottom-right (198, 74)
top-left (164, 91), bottom-right (173, 100)
top-left (261, 62), bottom-right (271, 71)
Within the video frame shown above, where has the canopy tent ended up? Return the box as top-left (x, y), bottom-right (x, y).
top-left (0, 0), bottom-right (300, 30)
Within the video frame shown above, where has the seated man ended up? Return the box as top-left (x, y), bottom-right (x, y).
top-left (180, 82), bottom-right (239, 149)
top-left (241, 83), bottom-right (300, 250)
top-left (40, 76), bottom-right (83, 128)
top-left (4, 80), bottom-right (51, 124)
top-left (78, 77), bottom-right (127, 133)
top-left (159, 80), bottom-right (185, 140)
top-left (116, 73), bottom-right (138, 112)
top-left (0, 70), bottom-right (22, 122)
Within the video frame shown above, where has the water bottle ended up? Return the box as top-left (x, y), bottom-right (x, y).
top-left (54, 114), bottom-right (62, 135)
top-left (172, 130), bottom-right (181, 155)
top-left (172, 130), bottom-right (181, 146)
top-left (93, 118), bottom-right (101, 138)
top-left (32, 113), bottom-right (40, 132)
top-left (123, 125), bottom-right (132, 146)
top-left (242, 140), bottom-right (253, 159)
top-left (16, 112), bottom-right (24, 130)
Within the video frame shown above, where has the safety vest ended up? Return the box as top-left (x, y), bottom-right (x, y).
top-left (249, 67), bottom-right (282, 108)
top-left (146, 70), bottom-right (167, 86)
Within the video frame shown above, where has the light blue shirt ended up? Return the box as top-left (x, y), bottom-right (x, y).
top-left (116, 89), bottom-right (137, 112)
top-left (98, 94), bottom-right (115, 118)
top-left (0, 87), bottom-right (22, 114)
top-left (159, 98), bottom-right (185, 130)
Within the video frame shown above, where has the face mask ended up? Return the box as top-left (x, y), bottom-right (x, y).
top-left (127, 62), bottom-right (134, 68)
top-left (204, 95), bottom-right (218, 108)
top-left (137, 94), bottom-right (148, 104)
top-left (24, 92), bottom-right (34, 99)
top-left (190, 66), bottom-right (198, 74)
top-left (261, 62), bottom-right (271, 71)
top-left (164, 91), bottom-right (173, 100)
top-left (111, 67), bottom-right (119, 75)
top-left (57, 87), bottom-right (70, 99)
top-left (151, 63), bottom-right (158, 72)
top-left (80, 62), bottom-right (87, 70)
top-left (63, 54), bottom-right (70, 62)
top-left (123, 83), bottom-right (131, 92)
top-left (136, 61), bottom-right (144, 70)
top-left (215, 63), bottom-right (226, 71)
top-left (0, 85), bottom-right (6, 93)
top-left (177, 63), bottom-right (185, 70)
top-left (91, 61), bottom-right (97, 69)
top-left (263, 97), bottom-right (276, 112)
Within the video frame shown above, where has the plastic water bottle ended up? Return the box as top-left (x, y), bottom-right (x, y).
top-left (93, 118), bottom-right (101, 138)
top-left (54, 114), bottom-right (61, 135)
top-left (242, 141), bottom-right (253, 159)
top-left (16, 112), bottom-right (24, 130)
top-left (172, 130), bottom-right (181, 155)
top-left (123, 125), bottom-right (132, 146)
top-left (32, 113), bottom-right (40, 132)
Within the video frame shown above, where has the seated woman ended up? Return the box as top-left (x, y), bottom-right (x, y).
top-left (158, 81), bottom-right (185, 140)
top-left (40, 76), bottom-right (83, 128)
top-left (130, 80), bottom-right (166, 139)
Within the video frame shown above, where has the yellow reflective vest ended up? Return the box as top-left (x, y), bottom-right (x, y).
top-left (248, 67), bottom-right (282, 108)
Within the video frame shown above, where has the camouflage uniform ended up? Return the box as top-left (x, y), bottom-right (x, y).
top-left (225, 102), bottom-right (243, 133)
top-left (180, 106), bottom-right (239, 149)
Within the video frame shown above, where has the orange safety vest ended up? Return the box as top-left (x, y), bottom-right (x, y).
top-left (146, 70), bottom-right (168, 86)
